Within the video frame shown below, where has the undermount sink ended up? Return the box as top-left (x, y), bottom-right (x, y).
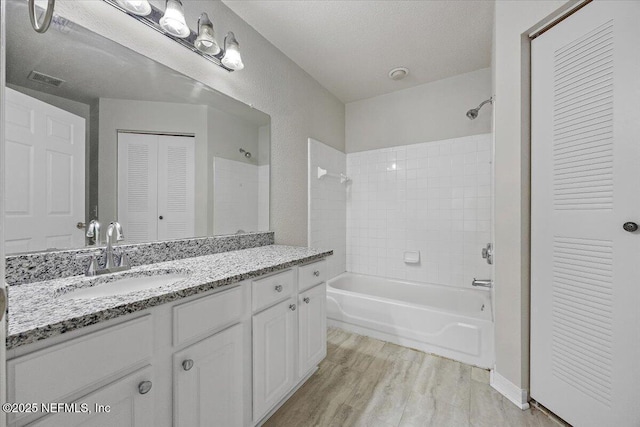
top-left (57, 272), bottom-right (189, 301)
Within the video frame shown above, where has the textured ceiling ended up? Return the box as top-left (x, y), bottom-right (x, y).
top-left (223, 0), bottom-right (494, 103)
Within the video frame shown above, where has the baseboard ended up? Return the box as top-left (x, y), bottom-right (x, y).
top-left (490, 370), bottom-right (530, 410)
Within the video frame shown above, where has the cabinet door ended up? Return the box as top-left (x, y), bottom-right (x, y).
top-left (31, 366), bottom-right (154, 427)
top-left (298, 283), bottom-right (327, 377)
top-left (174, 323), bottom-right (243, 427)
top-left (252, 299), bottom-right (296, 422)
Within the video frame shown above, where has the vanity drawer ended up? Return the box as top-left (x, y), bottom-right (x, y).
top-left (252, 269), bottom-right (294, 312)
top-left (173, 285), bottom-right (243, 346)
top-left (8, 316), bottom-right (152, 424)
top-left (298, 259), bottom-right (327, 292)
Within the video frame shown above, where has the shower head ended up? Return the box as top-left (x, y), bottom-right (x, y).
top-left (239, 148), bottom-right (251, 158)
top-left (466, 97), bottom-right (493, 120)
top-left (466, 108), bottom-right (479, 120)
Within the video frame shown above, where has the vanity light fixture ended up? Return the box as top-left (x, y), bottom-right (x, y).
top-left (159, 0), bottom-right (190, 38)
top-left (116, 0), bottom-right (151, 16)
top-left (102, 0), bottom-right (243, 72)
top-left (221, 32), bottom-right (244, 71)
top-left (195, 13), bottom-right (221, 55)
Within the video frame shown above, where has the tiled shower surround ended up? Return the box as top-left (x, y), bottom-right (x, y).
top-left (346, 134), bottom-right (492, 288)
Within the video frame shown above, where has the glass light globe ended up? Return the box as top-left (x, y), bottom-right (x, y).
top-left (195, 13), bottom-right (221, 55)
top-left (159, 0), bottom-right (190, 38)
top-left (116, 0), bottom-right (151, 16)
top-left (222, 32), bottom-right (244, 70)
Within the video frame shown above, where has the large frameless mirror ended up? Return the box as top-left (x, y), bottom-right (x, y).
top-left (4, 1), bottom-right (270, 254)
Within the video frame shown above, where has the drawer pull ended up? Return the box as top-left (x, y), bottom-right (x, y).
top-left (313, 270), bottom-right (320, 277)
top-left (289, 304), bottom-right (296, 311)
top-left (303, 297), bottom-right (310, 304)
top-left (275, 284), bottom-right (283, 292)
top-left (182, 359), bottom-right (194, 371)
top-left (138, 381), bottom-right (152, 395)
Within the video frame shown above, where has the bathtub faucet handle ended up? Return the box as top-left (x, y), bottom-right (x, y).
top-left (481, 243), bottom-right (493, 265)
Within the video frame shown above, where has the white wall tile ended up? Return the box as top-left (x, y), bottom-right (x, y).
top-left (346, 133), bottom-right (492, 288)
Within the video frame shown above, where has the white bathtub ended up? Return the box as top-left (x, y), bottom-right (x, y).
top-left (326, 272), bottom-right (494, 368)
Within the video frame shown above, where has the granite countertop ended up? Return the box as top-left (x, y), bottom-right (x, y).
top-left (7, 245), bottom-right (332, 349)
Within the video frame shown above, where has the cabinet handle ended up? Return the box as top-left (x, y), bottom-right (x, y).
top-left (289, 304), bottom-right (296, 311)
top-left (275, 284), bottom-right (283, 292)
top-left (182, 359), bottom-right (194, 371)
top-left (303, 297), bottom-right (310, 304)
top-left (138, 381), bottom-right (152, 395)
top-left (313, 270), bottom-right (320, 277)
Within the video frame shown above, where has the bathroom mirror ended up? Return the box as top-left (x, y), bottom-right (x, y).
top-left (4, 1), bottom-right (270, 254)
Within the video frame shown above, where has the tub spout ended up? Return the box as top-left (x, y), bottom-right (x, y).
top-left (472, 278), bottom-right (493, 288)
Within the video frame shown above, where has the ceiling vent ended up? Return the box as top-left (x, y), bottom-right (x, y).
top-left (28, 71), bottom-right (65, 88)
top-left (388, 67), bottom-right (409, 81)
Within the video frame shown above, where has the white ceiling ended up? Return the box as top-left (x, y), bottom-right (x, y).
top-left (223, 0), bottom-right (495, 103)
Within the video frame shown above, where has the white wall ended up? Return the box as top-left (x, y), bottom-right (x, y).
top-left (213, 157), bottom-right (265, 235)
top-left (308, 139), bottom-right (346, 280)
top-left (53, 0), bottom-right (345, 246)
top-left (493, 0), bottom-right (574, 393)
top-left (347, 134), bottom-right (492, 287)
top-left (346, 68), bottom-right (492, 153)
top-left (207, 106), bottom-right (260, 166)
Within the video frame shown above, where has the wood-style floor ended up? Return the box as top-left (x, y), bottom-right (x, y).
top-left (264, 327), bottom-right (558, 427)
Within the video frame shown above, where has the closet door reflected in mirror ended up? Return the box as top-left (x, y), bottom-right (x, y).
top-left (117, 132), bottom-right (195, 244)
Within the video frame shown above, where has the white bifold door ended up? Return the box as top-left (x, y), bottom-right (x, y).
top-left (531, 2), bottom-right (640, 426)
top-left (4, 87), bottom-right (85, 253)
top-left (118, 132), bottom-right (195, 243)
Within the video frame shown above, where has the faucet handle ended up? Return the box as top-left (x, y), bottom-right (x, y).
top-left (117, 247), bottom-right (137, 268)
top-left (76, 251), bottom-right (101, 276)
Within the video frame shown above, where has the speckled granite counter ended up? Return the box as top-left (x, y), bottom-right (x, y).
top-left (7, 245), bottom-right (332, 349)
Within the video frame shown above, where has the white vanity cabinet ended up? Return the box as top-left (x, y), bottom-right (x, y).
top-left (298, 283), bottom-right (327, 378)
top-left (251, 260), bottom-right (328, 424)
top-left (174, 323), bottom-right (244, 427)
top-left (30, 366), bottom-right (155, 427)
top-left (252, 298), bottom-right (297, 421)
top-left (7, 257), bottom-right (328, 427)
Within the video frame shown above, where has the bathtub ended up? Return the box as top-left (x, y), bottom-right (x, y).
top-left (326, 272), bottom-right (494, 368)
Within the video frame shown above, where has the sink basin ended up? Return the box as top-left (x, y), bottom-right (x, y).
top-left (58, 273), bottom-right (189, 300)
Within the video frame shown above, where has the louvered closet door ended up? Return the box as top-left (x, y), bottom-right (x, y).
top-left (157, 135), bottom-right (195, 240)
top-left (117, 133), bottom-right (159, 243)
top-left (531, 2), bottom-right (640, 426)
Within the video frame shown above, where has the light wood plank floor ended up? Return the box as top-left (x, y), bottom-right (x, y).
top-left (264, 327), bottom-right (558, 427)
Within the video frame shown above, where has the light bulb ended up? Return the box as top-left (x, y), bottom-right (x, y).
top-left (221, 32), bottom-right (244, 70)
top-left (195, 13), bottom-right (221, 55)
top-left (159, 0), bottom-right (190, 38)
top-left (116, 0), bottom-right (151, 16)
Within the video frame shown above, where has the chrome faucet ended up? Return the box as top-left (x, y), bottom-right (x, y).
top-left (105, 221), bottom-right (124, 269)
top-left (85, 219), bottom-right (101, 245)
top-left (77, 221), bottom-right (134, 276)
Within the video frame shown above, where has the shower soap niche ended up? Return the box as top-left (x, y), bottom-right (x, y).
top-left (403, 251), bottom-right (420, 264)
